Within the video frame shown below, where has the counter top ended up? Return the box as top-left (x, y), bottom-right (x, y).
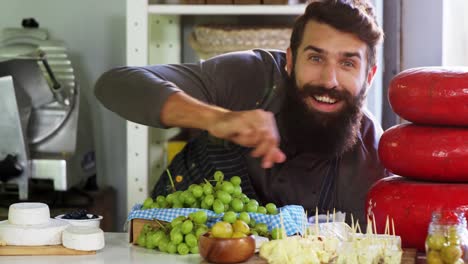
top-left (1, 233), bottom-right (201, 264)
top-left (0, 232), bottom-right (428, 264)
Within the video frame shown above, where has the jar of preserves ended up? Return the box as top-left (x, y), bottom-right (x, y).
top-left (425, 209), bottom-right (468, 264)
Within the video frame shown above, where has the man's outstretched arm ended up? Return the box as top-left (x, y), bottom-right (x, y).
top-left (95, 50), bottom-right (286, 167)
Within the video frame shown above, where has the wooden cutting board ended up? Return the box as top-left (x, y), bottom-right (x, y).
top-left (201, 248), bottom-right (418, 264)
top-left (0, 245), bottom-right (96, 256)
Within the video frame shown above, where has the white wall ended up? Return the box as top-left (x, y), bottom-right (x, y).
top-left (0, 0), bottom-right (128, 230)
top-left (364, 0), bottom-right (383, 126)
top-left (401, 0), bottom-right (468, 68)
top-left (401, 0), bottom-right (443, 69)
top-left (442, 0), bottom-right (468, 66)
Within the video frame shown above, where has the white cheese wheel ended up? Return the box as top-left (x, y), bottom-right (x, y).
top-left (8, 202), bottom-right (50, 225)
top-left (0, 219), bottom-right (69, 246)
top-left (62, 226), bottom-right (105, 251)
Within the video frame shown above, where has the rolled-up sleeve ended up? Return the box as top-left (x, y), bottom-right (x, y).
top-left (94, 49), bottom-right (277, 128)
top-left (95, 66), bottom-right (184, 127)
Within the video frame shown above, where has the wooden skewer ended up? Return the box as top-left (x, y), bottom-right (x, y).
top-left (279, 209), bottom-right (286, 239)
top-left (300, 210), bottom-right (303, 238)
top-left (391, 218), bottom-right (395, 236)
top-left (300, 210), bottom-right (304, 238)
top-left (385, 215), bottom-right (390, 235)
top-left (372, 214), bottom-right (377, 235)
top-left (315, 207), bottom-right (319, 236)
top-left (351, 215), bottom-right (356, 236)
top-left (333, 208), bottom-right (336, 223)
top-left (309, 211), bottom-right (312, 237)
top-left (367, 216), bottom-right (374, 245)
top-left (383, 217), bottom-right (389, 249)
top-left (366, 216), bottom-right (372, 235)
top-left (372, 214), bottom-right (378, 247)
top-left (303, 210), bottom-right (307, 238)
top-left (356, 220), bottom-right (362, 234)
top-left (302, 211), bottom-right (304, 238)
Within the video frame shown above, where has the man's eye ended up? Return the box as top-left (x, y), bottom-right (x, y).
top-left (342, 60), bottom-right (355, 67)
top-left (308, 55), bottom-right (322, 62)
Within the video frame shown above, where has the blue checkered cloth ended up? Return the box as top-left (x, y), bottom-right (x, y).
top-left (127, 204), bottom-right (305, 236)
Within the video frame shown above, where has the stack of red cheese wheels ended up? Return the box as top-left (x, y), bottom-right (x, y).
top-left (366, 67), bottom-right (468, 251)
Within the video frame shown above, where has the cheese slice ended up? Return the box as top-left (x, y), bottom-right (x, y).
top-left (8, 202), bottom-right (50, 225)
top-left (0, 219), bottom-right (69, 246)
top-left (62, 226), bottom-right (105, 251)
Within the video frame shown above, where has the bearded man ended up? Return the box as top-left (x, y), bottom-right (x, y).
top-left (95, 0), bottom-right (388, 221)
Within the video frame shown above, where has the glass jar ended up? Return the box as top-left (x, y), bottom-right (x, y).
top-left (425, 209), bottom-right (468, 264)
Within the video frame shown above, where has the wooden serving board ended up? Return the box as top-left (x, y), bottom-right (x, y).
top-left (0, 245), bottom-right (96, 256)
top-left (201, 248), bottom-right (418, 264)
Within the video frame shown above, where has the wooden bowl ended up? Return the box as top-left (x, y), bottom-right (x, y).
top-left (198, 233), bottom-right (255, 263)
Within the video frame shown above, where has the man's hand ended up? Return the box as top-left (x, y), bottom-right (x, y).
top-left (161, 92), bottom-right (286, 168)
top-left (207, 109), bottom-right (286, 168)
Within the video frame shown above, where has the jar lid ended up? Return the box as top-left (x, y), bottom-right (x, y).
top-left (434, 209), bottom-right (466, 225)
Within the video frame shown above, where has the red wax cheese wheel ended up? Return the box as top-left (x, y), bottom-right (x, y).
top-left (389, 67), bottom-right (468, 126)
top-left (366, 176), bottom-right (468, 251)
top-left (379, 123), bottom-right (468, 181)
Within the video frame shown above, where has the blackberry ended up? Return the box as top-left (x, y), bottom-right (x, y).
top-left (63, 209), bottom-right (89, 219)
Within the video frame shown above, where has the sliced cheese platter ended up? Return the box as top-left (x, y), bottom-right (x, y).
top-left (0, 202), bottom-right (105, 256)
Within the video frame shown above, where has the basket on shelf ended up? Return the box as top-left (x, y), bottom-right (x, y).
top-left (188, 25), bottom-right (292, 59)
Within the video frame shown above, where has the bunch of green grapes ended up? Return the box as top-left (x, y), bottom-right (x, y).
top-left (136, 210), bottom-right (209, 255)
top-left (141, 171), bottom-right (279, 216)
top-left (231, 212), bottom-right (284, 240)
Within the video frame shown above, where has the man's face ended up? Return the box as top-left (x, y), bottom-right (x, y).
top-left (287, 20), bottom-right (375, 114)
top-left (282, 20), bottom-right (377, 156)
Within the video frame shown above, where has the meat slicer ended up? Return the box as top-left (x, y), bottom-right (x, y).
top-left (0, 19), bottom-right (95, 199)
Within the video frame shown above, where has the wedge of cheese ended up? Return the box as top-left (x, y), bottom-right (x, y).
top-left (0, 219), bottom-right (69, 246)
top-left (62, 226), bottom-right (105, 251)
top-left (8, 202), bottom-right (50, 225)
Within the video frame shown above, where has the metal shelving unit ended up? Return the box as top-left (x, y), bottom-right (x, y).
top-left (125, 0), bottom-right (307, 213)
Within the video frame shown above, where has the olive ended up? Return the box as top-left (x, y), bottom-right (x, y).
top-left (447, 228), bottom-right (461, 245)
top-left (426, 250), bottom-right (443, 264)
top-left (441, 245), bottom-right (463, 264)
top-left (426, 233), bottom-right (447, 250)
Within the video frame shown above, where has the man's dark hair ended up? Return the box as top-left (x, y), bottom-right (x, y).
top-left (290, 0), bottom-right (384, 70)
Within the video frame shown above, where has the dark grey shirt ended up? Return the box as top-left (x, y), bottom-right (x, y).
top-left (95, 49), bottom-right (388, 221)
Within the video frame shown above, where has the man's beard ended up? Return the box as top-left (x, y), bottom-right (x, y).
top-left (281, 73), bottom-right (366, 158)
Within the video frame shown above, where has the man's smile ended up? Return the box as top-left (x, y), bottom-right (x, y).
top-left (304, 94), bottom-right (344, 113)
